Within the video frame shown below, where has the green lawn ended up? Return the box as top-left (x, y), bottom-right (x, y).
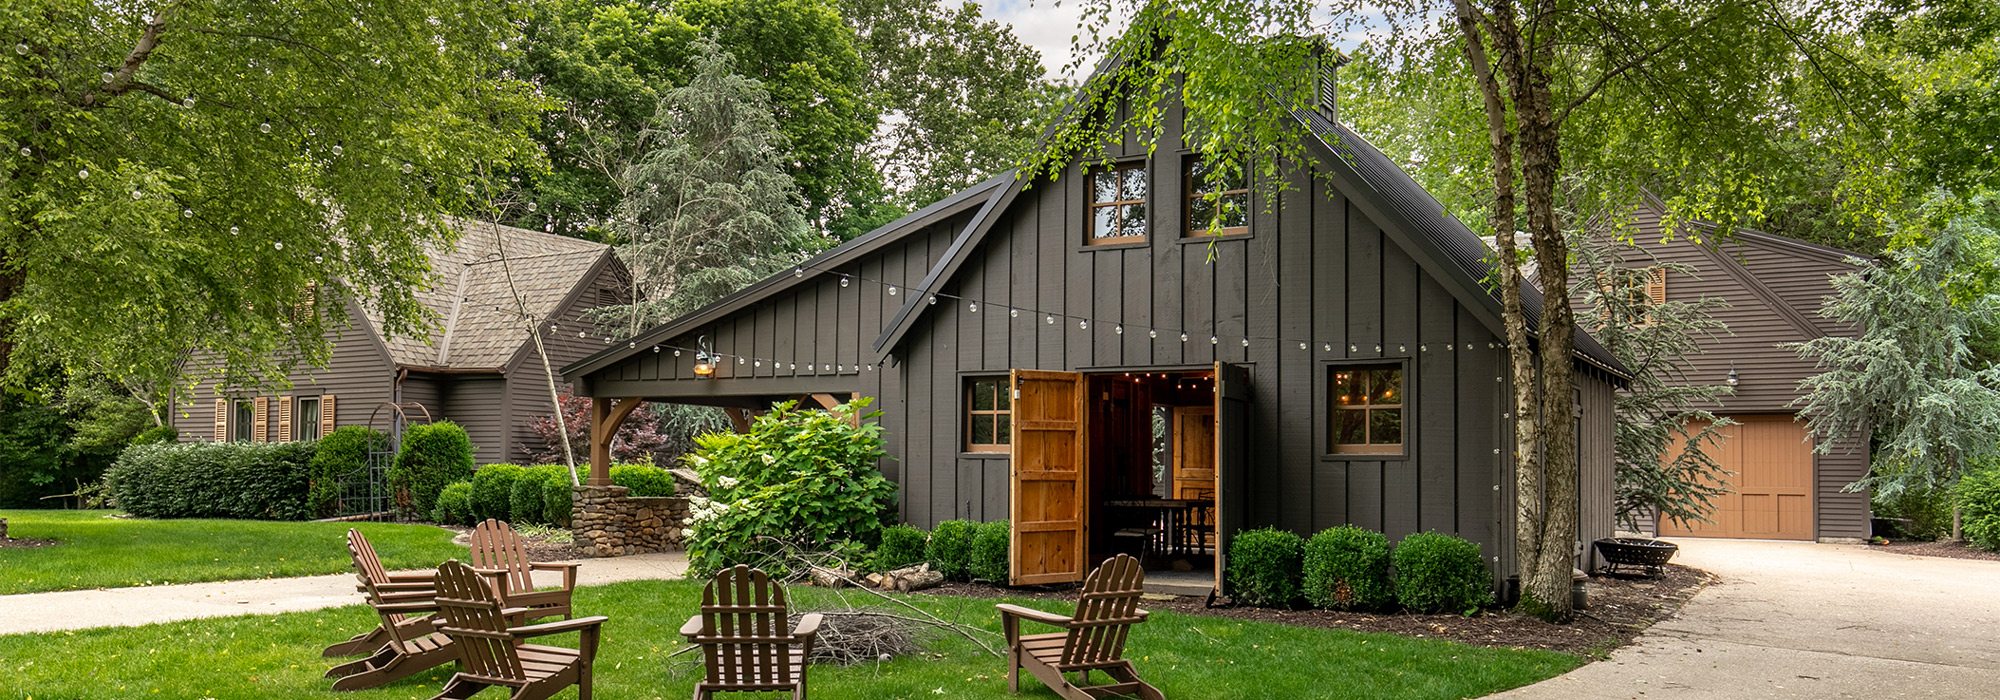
top-left (0, 510), bottom-right (466, 594)
top-left (0, 579), bottom-right (1580, 700)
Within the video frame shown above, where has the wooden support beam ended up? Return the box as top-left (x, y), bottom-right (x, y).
top-left (724, 407), bottom-right (754, 434)
top-left (588, 397), bottom-right (644, 486)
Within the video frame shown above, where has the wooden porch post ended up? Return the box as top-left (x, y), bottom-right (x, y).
top-left (724, 408), bottom-right (754, 434)
top-left (588, 397), bottom-right (643, 486)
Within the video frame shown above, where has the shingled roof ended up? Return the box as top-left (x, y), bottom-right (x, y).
top-left (361, 219), bottom-right (611, 371)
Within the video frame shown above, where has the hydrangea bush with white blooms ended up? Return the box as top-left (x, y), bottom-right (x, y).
top-left (681, 398), bottom-right (896, 574)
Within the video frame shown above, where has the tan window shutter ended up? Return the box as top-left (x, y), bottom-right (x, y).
top-left (277, 396), bottom-right (294, 443)
top-left (253, 397), bottom-right (270, 443)
top-left (1645, 267), bottom-right (1668, 305)
top-left (321, 394), bottom-right (337, 436)
top-left (213, 398), bottom-right (228, 442)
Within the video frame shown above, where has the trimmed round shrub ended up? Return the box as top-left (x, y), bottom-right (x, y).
top-left (470, 464), bottom-right (526, 523)
top-left (1392, 531), bottom-right (1493, 614)
top-left (610, 463), bottom-right (676, 497)
top-left (1958, 466), bottom-right (2000, 552)
top-left (970, 520), bottom-right (1010, 582)
top-left (543, 476), bottom-right (575, 527)
top-left (433, 480), bottom-right (476, 526)
top-left (130, 425), bottom-right (178, 445)
top-left (107, 441), bottom-right (317, 520)
top-left (391, 421), bottom-right (474, 517)
top-left (927, 520), bottom-right (978, 580)
top-left (871, 524), bottom-right (928, 572)
top-left (1227, 527), bottom-right (1305, 607)
top-left (308, 426), bottom-right (387, 518)
top-left (511, 465), bottom-right (570, 525)
top-left (1303, 526), bottom-right (1393, 611)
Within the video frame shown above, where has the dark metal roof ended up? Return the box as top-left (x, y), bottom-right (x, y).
top-left (1296, 109), bottom-right (1631, 379)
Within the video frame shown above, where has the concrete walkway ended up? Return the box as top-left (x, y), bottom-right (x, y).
top-left (0, 551), bottom-right (686, 636)
top-left (1493, 538), bottom-right (2000, 699)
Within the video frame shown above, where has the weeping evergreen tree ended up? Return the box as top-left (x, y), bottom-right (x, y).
top-left (598, 37), bottom-right (825, 337)
top-left (1789, 195), bottom-right (2000, 538)
top-left (1571, 228), bottom-right (1734, 533)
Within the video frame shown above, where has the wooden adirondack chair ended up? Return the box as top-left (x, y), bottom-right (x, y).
top-left (679, 565), bottom-right (824, 699)
top-left (996, 554), bottom-right (1164, 700)
top-left (430, 559), bottom-right (608, 700)
top-left (325, 528), bottom-right (438, 657)
top-left (325, 530), bottom-right (458, 691)
top-left (470, 519), bottom-right (579, 621)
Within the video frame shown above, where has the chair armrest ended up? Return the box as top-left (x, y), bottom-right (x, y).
top-left (996, 603), bottom-right (1073, 628)
top-left (509, 615), bottom-right (609, 640)
top-left (375, 601), bottom-right (439, 614)
top-left (792, 613), bottom-right (824, 641)
top-left (471, 568), bottom-right (514, 596)
top-left (381, 571), bottom-right (434, 582)
top-left (373, 581), bottom-right (434, 592)
top-left (530, 561), bottom-right (581, 590)
top-left (1135, 608), bottom-right (1150, 620)
top-left (679, 615), bottom-right (704, 639)
top-left (377, 589), bottom-right (436, 603)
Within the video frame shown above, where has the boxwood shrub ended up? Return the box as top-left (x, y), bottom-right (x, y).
top-left (610, 463), bottom-right (676, 497)
top-left (391, 421), bottom-right (473, 516)
top-left (1228, 527), bottom-right (1306, 607)
top-left (1392, 531), bottom-right (1493, 614)
top-left (970, 520), bottom-right (1010, 583)
top-left (307, 426), bottom-right (386, 518)
top-left (1303, 526), bottom-right (1393, 611)
top-left (1958, 465), bottom-right (2000, 552)
top-left (543, 475), bottom-right (575, 527)
top-left (927, 519), bottom-right (978, 581)
top-left (107, 441), bottom-right (317, 520)
top-left (432, 480), bottom-right (476, 526)
top-left (871, 524), bottom-right (928, 572)
top-left (509, 465), bottom-right (560, 525)
top-left (470, 464), bottom-right (526, 523)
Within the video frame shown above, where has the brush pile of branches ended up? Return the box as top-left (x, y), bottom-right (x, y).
top-left (791, 611), bottom-right (931, 665)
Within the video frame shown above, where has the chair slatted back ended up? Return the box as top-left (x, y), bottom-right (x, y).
top-left (347, 528), bottom-right (393, 596)
top-left (469, 519), bottom-right (536, 594)
top-left (433, 560), bottom-right (527, 683)
top-left (690, 565), bottom-right (794, 688)
top-left (1059, 554), bottom-right (1147, 668)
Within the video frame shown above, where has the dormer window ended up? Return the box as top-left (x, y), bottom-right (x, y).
top-left (1089, 161), bottom-right (1148, 245)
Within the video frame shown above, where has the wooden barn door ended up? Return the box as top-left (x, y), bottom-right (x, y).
top-left (1009, 370), bottom-right (1087, 586)
top-left (1213, 362), bottom-right (1252, 594)
top-left (1659, 415), bottom-right (1814, 540)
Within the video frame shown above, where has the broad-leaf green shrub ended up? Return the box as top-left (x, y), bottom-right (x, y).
top-left (1303, 526), bottom-right (1393, 611)
top-left (130, 425), bottom-right (178, 445)
top-left (971, 520), bottom-right (1010, 582)
top-left (307, 426), bottom-right (386, 518)
top-left (433, 481), bottom-right (476, 526)
top-left (927, 520), bottom-right (978, 580)
top-left (512, 465), bottom-right (573, 525)
top-left (1228, 527), bottom-right (1305, 607)
top-left (1392, 532), bottom-right (1493, 614)
top-left (683, 400), bottom-right (896, 575)
top-left (391, 421), bottom-right (473, 517)
top-left (1958, 466), bottom-right (2000, 552)
top-left (544, 476), bottom-right (575, 527)
top-left (870, 524), bottom-right (928, 572)
top-left (470, 464), bottom-right (526, 523)
top-left (610, 463), bottom-right (676, 496)
top-left (107, 442), bottom-right (317, 520)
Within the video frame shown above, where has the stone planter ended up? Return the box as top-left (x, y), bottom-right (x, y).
top-left (572, 485), bottom-right (690, 557)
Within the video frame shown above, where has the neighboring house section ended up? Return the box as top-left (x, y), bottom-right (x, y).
top-left (175, 220), bottom-right (626, 465)
top-left (562, 58), bottom-right (1632, 594)
top-left (1611, 197), bottom-right (1871, 542)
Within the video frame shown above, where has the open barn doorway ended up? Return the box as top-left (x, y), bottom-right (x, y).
top-left (1084, 369), bottom-right (1220, 596)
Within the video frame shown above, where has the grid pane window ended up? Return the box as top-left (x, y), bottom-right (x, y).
top-left (1330, 366), bottom-right (1404, 454)
top-left (1089, 162), bottom-right (1149, 243)
top-left (233, 400), bottom-right (256, 442)
top-left (1186, 156), bottom-right (1250, 237)
top-left (966, 377), bottom-right (1012, 452)
top-left (296, 397), bottom-right (322, 441)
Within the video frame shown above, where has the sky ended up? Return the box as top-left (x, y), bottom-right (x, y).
top-left (974, 0), bottom-right (1097, 78)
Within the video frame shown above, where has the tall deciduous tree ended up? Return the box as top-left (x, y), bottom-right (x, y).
top-left (0, 0), bottom-right (543, 392)
top-left (1054, 1), bottom-right (1899, 620)
top-left (1791, 195), bottom-right (2000, 538)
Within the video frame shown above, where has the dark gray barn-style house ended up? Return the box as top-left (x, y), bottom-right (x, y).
top-left (564, 70), bottom-right (1629, 593)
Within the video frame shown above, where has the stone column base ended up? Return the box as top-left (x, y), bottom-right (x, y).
top-left (572, 485), bottom-right (689, 557)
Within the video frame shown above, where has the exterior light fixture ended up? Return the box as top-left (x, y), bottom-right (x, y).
top-left (1725, 366), bottom-right (1739, 387)
top-left (693, 335), bottom-right (718, 378)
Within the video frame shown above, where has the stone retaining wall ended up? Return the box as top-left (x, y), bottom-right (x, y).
top-left (572, 485), bottom-right (689, 557)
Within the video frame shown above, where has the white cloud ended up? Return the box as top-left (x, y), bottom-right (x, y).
top-left (974, 0), bottom-right (1100, 79)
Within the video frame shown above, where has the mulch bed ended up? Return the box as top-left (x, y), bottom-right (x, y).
top-left (445, 527), bottom-right (583, 562)
top-left (1876, 539), bottom-right (2000, 562)
top-left (924, 563), bottom-right (1710, 658)
top-left (0, 537), bottom-right (59, 549)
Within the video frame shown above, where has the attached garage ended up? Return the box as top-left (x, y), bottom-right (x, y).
top-left (1661, 415), bottom-right (1815, 540)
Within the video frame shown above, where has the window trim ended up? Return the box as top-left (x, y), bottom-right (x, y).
top-left (295, 396), bottom-right (323, 441)
top-left (1085, 160), bottom-right (1150, 246)
top-left (232, 399), bottom-right (257, 443)
top-left (963, 376), bottom-right (1012, 454)
top-left (1183, 155), bottom-right (1251, 239)
top-left (1325, 361), bottom-right (1409, 458)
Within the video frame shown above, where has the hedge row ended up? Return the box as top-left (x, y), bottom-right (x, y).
top-left (1229, 526), bottom-right (1492, 614)
top-left (108, 442), bottom-right (318, 520)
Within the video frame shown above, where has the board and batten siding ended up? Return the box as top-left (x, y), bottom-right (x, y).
top-left (174, 300), bottom-right (395, 442)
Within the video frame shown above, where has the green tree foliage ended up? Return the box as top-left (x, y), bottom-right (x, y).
top-left (391, 421), bottom-right (475, 517)
top-left (1791, 196), bottom-right (2000, 503)
top-left (597, 38), bottom-right (826, 335)
top-left (682, 399), bottom-right (895, 575)
top-left (1571, 232), bottom-right (1734, 531)
top-left (0, 0), bottom-right (543, 390)
top-left (0, 382), bottom-right (150, 507)
top-left (1957, 465), bottom-right (2000, 551)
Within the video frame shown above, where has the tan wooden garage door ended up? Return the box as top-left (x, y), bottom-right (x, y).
top-left (1660, 415), bottom-right (1814, 540)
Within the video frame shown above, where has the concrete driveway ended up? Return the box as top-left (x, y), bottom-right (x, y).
top-left (1494, 538), bottom-right (2000, 699)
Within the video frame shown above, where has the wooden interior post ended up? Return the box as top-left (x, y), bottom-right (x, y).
top-left (588, 397), bottom-right (644, 486)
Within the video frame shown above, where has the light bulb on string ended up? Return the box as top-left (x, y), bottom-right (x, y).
top-left (887, 285), bottom-right (898, 296)
top-left (968, 302), bottom-right (978, 313)
top-left (839, 276), bottom-right (850, 288)
top-left (1179, 333), bottom-right (1189, 343)
top-left (1010, 309), bottom-right (1019, 318)
top-left (1079, 320), bottom-right (1089, 330)
top-left (927, 295), bottom-right (937, 305)
top-left (1046, 314), bottom-right (1056, 325)
top-left (1115, 324), bottom-right (1124, 335)
top-left (1241, 338), bottom-right (1250, 348)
